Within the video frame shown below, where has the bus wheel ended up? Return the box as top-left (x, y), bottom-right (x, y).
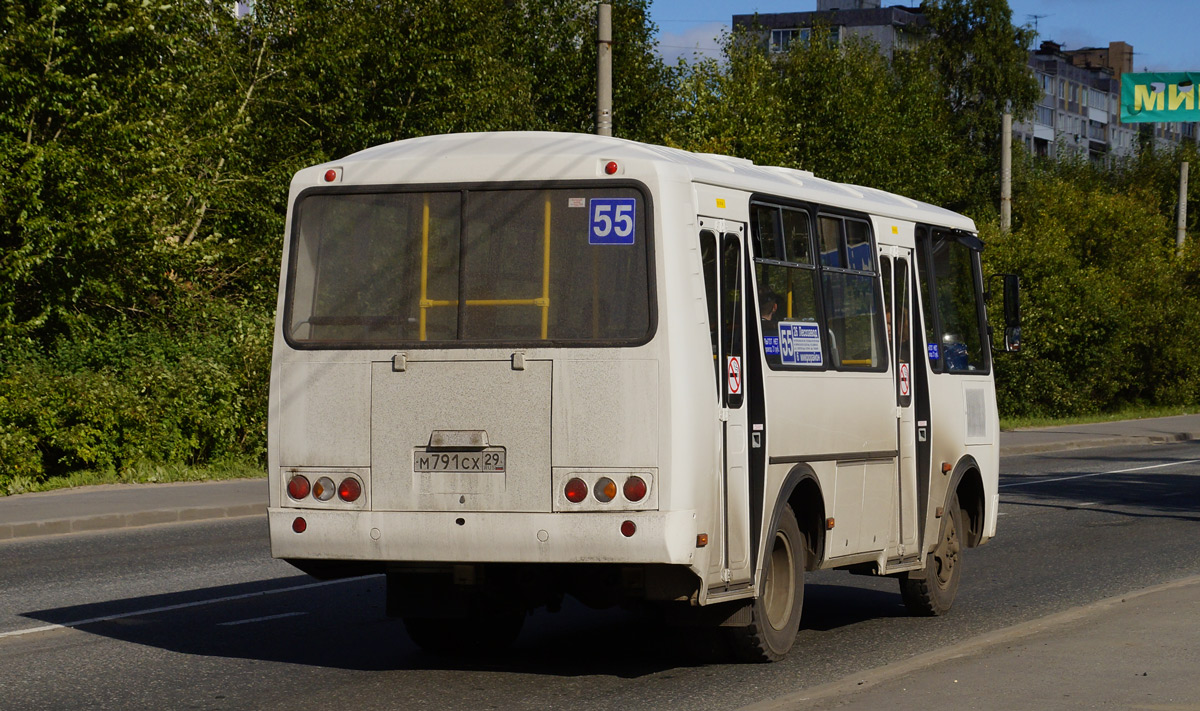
top-left (403, 609), bottom-right (525, 656)
top-left (728, 504), bottom-right (805, 662)
top-left (900, 496), bottom-right (962, 616)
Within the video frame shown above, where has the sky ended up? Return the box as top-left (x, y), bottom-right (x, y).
top-left (649, 0), bottom-right (1200, 72)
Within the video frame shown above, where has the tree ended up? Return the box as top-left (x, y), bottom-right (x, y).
top-left (668, 24), bottom-right (960, 206)
top-left (918, 0), bottom-right (1040, 213)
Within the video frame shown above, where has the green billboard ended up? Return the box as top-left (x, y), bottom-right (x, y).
top-left (1121, 72), bottom-right (1200, 123)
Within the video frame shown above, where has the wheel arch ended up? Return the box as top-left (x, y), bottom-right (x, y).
top-left (773, 464), bottom-right (826, 571)
top-left (948, 455), bottom-right (985, 548)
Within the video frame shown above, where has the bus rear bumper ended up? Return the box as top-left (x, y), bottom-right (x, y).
top-left (268, 508), bottom-right (700, 566)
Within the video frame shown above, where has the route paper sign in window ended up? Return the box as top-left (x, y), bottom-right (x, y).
top-left (778, 322), bottom-right (823, 366)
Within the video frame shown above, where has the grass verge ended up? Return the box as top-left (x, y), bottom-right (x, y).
top-left (2, 459), bottom-right (264, 497)
top-left (1001, 404), bottom-right (1200, 431)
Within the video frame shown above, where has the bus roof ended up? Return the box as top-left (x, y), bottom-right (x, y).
top-left (309, 131), bottom-right (976, 232)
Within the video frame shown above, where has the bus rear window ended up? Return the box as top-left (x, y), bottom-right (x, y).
top-left (285, 187), bottom-right (652, 347)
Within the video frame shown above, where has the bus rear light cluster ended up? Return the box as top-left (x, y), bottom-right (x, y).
top-left (287, 475), bottom-right (310, 500)
top-left (338, 478), bottom-right (362, 502)
top-left (594, 477), bottom-right (617, 503)
top-left (565, 477), bottom-right (588, 503)
top-left (623, 476), bottom-right (647, 502)
top-left (561, 474), bottom-right (650, 506)
top-left (287, 473), bottom-right (362, 503)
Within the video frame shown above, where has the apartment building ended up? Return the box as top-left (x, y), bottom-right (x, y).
top-left (732, 0), bottom-right (927, 60)
top-left (735, 4), bottom-right (1195, 164)
top-left (1014, 40), bottom-right (1196, 163)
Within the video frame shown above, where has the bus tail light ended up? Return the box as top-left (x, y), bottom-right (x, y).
top-left (287, 475), bottom-right (311, 500)
top-left (594, 477), bottom-right (617, 503)
top-left (338, 477), bottom-right (362, 502)
top-left (313, 477), bottom-right (336, 501)
top-left (292, 517), bottom-right (307, 533)
top-left (564, 477), bottom-right (588, 503)
top-left (620, 520), bottom-right (636, 537)
top-left (623, 476), bottom-right (647, 502)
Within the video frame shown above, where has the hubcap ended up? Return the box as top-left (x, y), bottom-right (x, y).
top-left (933, 510), bottom-right (960, 588)
top-left (764, 531), bottom-right (795, 630)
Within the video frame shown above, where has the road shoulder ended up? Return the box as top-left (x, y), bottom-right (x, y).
top-left (742, 574), bottom-right (1200, 711)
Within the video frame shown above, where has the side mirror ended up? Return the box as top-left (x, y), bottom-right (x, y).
top-left (1003, 274), bottom-right (1020, 329)
top-left (988, 273), bottom-right (1021, 353)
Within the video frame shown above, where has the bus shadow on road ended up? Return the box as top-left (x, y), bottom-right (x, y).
top-left (19, 574), bottom-right (912, 676)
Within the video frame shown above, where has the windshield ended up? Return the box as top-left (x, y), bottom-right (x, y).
top-left (285, 186), bottom-right (653, 348)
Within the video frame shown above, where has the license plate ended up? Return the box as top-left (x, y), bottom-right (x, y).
top-left (414, 449), bottom-right (506, 473)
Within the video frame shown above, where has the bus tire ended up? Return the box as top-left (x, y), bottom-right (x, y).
top-left (403, 609), bottom-right (525, 656)
top-left (727, 504), bottom-right (805, 662)
top-left (900, 496), bottom-right (963, 616)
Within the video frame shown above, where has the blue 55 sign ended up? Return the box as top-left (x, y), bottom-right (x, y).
top-left (589, 198), bottom-right (637, 245)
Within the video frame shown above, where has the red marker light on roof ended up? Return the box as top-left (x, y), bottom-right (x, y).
top-left (324, 169), bottom-right (338, 182)
top-left (604, 161), bottom-right (619, 175)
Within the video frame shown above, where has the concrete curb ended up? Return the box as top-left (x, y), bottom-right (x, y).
top-left (738, 574), bottom-right (1200, 711)
top-left (1001, 431), bottom-right (1200, 456)
top-left (0, 503), bottom-right (265, 542)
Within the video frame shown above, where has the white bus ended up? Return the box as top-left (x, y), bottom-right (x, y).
top-left (268, 131), bottom-right (1019, 660)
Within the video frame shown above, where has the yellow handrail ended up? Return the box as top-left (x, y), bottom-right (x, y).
top-left (417, 191), bottom-right (554, 340)
top-left (421, 298), bottom-right (549, 307)
top-left (541, 195), bottom-right (551, 339)
top-left (419, 196), bottom-right (430, 341)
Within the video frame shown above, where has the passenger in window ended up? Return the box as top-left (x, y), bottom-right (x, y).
top-left (760, 291), bottom-right (780, 325)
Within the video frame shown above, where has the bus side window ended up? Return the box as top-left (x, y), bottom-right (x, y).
top-left (881, 255), bottom-right (893, 358)
top-left (751, 202), bottom-right (822, 370)
top-left (898, 258), bottom-right (913, 407)
top-left (818, 215), bottom-right (885, 370)
top-left (721, 233), bottom-right (744, 409)
top-left (916, 226), bottom-right (989, 374)
top-left (916, 226), bottom-right (939, 370)
top-left (700, 230), bottom-right (721, 399)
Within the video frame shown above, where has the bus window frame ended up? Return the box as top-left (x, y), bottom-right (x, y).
top-left (282, 179), bottom-right (659, 351)
top-left (815, 208), bottom-right (888, 374)
top-left (915, 224), bottom-right (992, 376)
top-left (748, 198), bottom-right (828, 372)
top-left (748, 197), bottom-right (888, 374)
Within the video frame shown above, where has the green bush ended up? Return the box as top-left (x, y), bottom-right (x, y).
top-left (0, 307), bottom-right (270, 491)
top-left (984, 150), bottom-right (1200, 418)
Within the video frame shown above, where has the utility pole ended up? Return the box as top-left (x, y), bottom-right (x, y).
top-left (596, 3), bottom-right (613, 137)
top-left (1001, 107), bottom-right (1012, 233)
top-left (1178, 161), bottom-right (1189, 256)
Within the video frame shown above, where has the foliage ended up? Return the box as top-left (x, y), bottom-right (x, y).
top-left (1, 0), bottom-right (1198, 489)
top-left (985, 148), bottom-right (1200, 417)
top-left (667, 26), bottom-right (960, 206)
top-left (917, 0), bottom-right (1041, 213)
top-left (0, 0), bottom-right (677, 490)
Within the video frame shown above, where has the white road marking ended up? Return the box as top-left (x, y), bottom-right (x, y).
top-left (217, 611), bottom-right (308, 627)
top-left (999, 459), bottom-right (1200, 489)
top-left (0, 576), bottom-right (374, 640)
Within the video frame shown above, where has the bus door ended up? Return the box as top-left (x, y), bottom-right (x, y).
top-left (881, 246), bottom-right (921, 558)
top-left (699, 220), bottom-right (752, 586)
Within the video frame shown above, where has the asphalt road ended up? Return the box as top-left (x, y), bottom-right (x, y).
top-left (2, 441), bottom-right (1198, 711)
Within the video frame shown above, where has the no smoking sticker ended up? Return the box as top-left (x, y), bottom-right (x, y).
top-left (727, 356), bottom-right (742, 395)
top-left (899, 362), bottom-right (911, 397)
